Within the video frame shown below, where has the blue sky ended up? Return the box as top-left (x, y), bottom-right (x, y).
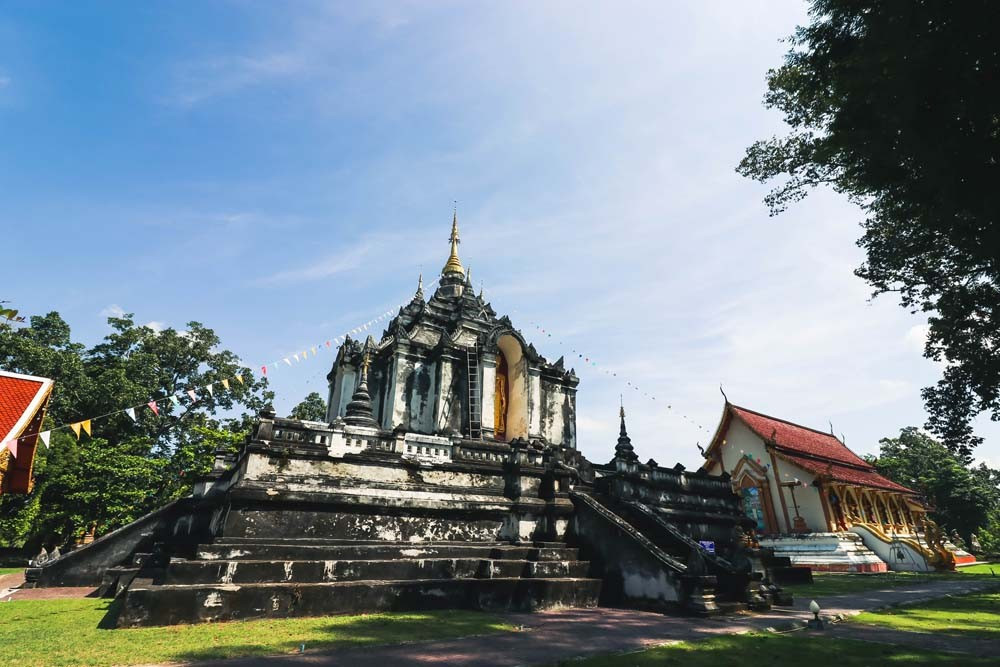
top-left (3, 1), bottom-right (996, 468)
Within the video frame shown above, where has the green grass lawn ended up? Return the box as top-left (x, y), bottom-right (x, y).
top-left (550, 633), bottom-right (994, 667)
top-left (853, 591), bottom-right (1000, 638)
top-left (0, 567), bottom-right (24, 576)
top-left (0, 598), bottom-right (513, 667)
top-left (782, 562), bottom-right (999, 598)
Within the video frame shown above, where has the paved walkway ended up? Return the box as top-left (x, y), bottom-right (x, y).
top-left (174, 578), bottom-right (1000, 667)
top-left (0, 570), bottom-right (98, 601)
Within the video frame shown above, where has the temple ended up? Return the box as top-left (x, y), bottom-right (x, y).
top-left (701, 402), bottom-right (973, 572)
top-left (0, 370), bottom-right (53, 495)
top-left (26, 214), bottom-right (763, 627)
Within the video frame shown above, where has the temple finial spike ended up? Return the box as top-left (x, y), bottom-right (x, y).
top-left (442, 206), bottom-right (464, 276)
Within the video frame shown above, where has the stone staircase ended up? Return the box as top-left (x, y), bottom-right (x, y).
top-left (111, 538), bottom-right (601, 627)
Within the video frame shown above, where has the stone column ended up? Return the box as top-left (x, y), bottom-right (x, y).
top-left (527, 366), bottom-right (542, 439)
top-left (480, 352), bottom-right (497, 438)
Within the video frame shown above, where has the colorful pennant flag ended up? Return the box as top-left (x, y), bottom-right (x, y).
top-left (206, 383), bottom-right (214, 397)
top-left (293, 353), bottom-right (300, 362)
top-left (235, 374), bottom-right (244, 385)
top-left (148, 400), bottom-right (159, 415)
top-left (125, 407), bottom-right (137, 422)
top-left (222, 378), bottom-right (230, 390)
top-left (169, 395), bottom-right (181, 407)
top-left (186, 389), bottom-right (197, 402)
top-left (39, 431), bottom-right (50, 448)
top-left (70, 422), bottom-right (82, 439)
top-left (283, 358), bottom-right (291, 366)
top-left (4, 440), bottom-right (17, 458)
top-left (261, 365), bottom-right (267, 376)
top-left (81, 419), bottom-right (91, 437)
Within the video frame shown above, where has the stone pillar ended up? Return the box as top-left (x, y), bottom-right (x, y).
top-left (527, 366), bottom-right (542, 439)
top-left (480, 352), bottom-right (497, 438)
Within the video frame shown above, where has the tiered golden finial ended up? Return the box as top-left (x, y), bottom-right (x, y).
top-left (442, 209), bottom-right (465, 276)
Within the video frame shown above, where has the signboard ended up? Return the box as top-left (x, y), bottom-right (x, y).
top-left (698, 540), bottom-right (716, 554)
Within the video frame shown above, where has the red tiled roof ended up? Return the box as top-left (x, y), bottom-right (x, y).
top-left (776, 451), bottom-right (914, 494)
top-left (729, 405), bottom-right (915, 494)
top-left (0, 372), bottom-right (50, 442)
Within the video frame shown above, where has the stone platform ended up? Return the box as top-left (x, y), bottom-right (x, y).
top-left (114, 538), bottom-right (600, 627)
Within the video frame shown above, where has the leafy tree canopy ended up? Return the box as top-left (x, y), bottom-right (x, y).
top-left (0, 312), bottom-right (272, 549)
top-left (738, 0), bottom-right (1000, 461)
top-left (874, 427), bottom-right (997, 543)
top-left (289, 392), bottom-right (327, 422)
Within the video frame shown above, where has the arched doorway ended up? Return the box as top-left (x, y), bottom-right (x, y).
top-left (494, 350), bottom-right (508, 440)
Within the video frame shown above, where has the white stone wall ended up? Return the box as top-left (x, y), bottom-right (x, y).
top-left (716, 418), bottom-right (828, 533)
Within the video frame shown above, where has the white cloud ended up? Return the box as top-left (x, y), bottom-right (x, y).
top-left (904, 323), bottom-right (930, 355)
top-left (100, 304), bottom-right (126, 318)
top-left (143, 321), bottom-right (167, 332)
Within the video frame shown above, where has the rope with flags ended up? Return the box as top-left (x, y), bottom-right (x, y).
top-left (0, 279), bottom-right (439, 456)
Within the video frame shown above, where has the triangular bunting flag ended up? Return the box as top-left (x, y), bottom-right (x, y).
top-left (6, 440), bottom-right (17, 458)
top-left (235, 374), bottom-right (244, 385)
top-left (261, 365), bottom-right (268, 376)
top-left (81, 419), bottom-right (91, 437)
top-left (325, 340), bottom-right (331, 348)
top-left (311, 346), bottom-right (317, 355)
top-left (293, 353), bottom-right (300, 362)
top-left (222, 378), bottom-right (230, 390)
top-left (125, 407), bottom-right (137, 422)
top-left (70, 422), bottom-right (82, 439)
top-left (284, 358), bottom-right (291, 366)
top-left (169, 395), bottom-right (181, 406)
top-left (186, 389), bottom-right (197, 402)
top-left (302, 350), bottom-right (308, 359)
top-left (39, 431), bottom-right (50, 448)
top-left (147, 400), bottom-right (159, 415)
top-left (206, 384), bottom-right (214, 396)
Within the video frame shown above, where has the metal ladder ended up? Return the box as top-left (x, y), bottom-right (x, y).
top-left (466, 345), bottom-right (482, 440)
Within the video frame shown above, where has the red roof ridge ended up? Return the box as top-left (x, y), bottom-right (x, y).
top-left (729, 403), bottom-right (842, 442)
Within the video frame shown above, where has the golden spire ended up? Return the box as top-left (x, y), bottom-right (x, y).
top-left (442, 209), bottom-right (465, 276)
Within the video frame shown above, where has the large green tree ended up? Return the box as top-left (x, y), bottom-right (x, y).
top-left (874, 427), bottom-right (997, 544)
top-left (289, 392), bottom-right (327, 422)
top-left (738, 1), bottom-right (1000, 461)
top-left (0, 312), bottom-right (272, 549)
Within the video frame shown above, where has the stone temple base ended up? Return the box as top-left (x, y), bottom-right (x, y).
top-left (759, 533), bottom-right (887, 573)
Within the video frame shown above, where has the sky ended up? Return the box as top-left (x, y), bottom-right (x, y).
top-left (3, 1), bottom-right (997, 470)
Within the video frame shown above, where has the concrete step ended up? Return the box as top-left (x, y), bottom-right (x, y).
top-left (163, 557), bottom-right (591, 585)
top-left (117, 577), bottom-right (603, 627)
top-left (195, 542), bottom-right (550, 562)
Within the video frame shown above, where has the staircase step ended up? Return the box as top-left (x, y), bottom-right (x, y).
top-left (118, 577), bottom-right (603, 627)
top-left (196, 542), bottom-right (536, 562)
top-left (164, 557), bottom-right (591, 585)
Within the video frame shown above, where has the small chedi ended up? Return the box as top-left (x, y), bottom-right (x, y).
top-left (27, 215), bottom-right (757, 627)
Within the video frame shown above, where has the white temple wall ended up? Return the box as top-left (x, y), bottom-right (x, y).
top-left (480, 354), bottom-right (497, 436)
top-left (719, 419), bottom-right (828, 533)
top-left (328, 367), bottom-right (358, 421)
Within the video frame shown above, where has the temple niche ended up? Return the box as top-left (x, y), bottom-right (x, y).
top-left (325, 213), bottom-right (578, 449)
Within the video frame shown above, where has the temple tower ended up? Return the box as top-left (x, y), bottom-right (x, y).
top-left (326, 213), bottom-right (579, 448)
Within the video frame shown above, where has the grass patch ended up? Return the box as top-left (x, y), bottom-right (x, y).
top-left (0, 598), bottom-right (513, 667)
top-left (550, 632), bottom-right (995, 666)
top-left (783, 565), bottom-right (998, 598)
top-left (0, 568), bottom-right (23, 576)
top-left (956, 561), bottom-right (1000, 575)
top-left (854, 591), bottom-right (1000, 638)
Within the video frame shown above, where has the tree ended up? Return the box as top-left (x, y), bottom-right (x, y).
top-left (737, 1), bottom-right (1000, 461)
top-left (873, 427), bottom-right (996, 544)
top-left (0, 312), bottom-right (272, 549)
top-left (289, 392), bottom-right (327, 422)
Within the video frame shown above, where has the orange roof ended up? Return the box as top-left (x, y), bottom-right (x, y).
top-left (706, 403), bottom-right (915, 495)
top-left (0, 370), bottom-right (54, 494)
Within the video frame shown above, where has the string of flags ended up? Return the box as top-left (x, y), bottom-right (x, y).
top-left (520, 317), bottom-right (712, 434)
top-left (0, 280), bottom-right (440, 458)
